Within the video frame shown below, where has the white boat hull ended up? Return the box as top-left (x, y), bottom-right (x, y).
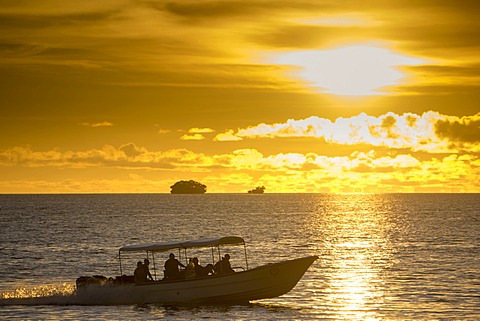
top-left (75, 256), bottom-right (317, 305)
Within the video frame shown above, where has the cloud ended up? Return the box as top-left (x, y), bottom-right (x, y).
top-left (214, 130), bottom-right (243, 142)
top-left (0, 144), bottom-right (211, 169)
top-left (119, 142), bottom-right (146, 158)
top-left (0, 145), bottom-right (478, 192)
top-left (163, 1), bottom-right (266, 20)
top-left (434, 113), bottom-right (480, 143)
top-left (180, 133), bottom-right (205, 141)
top-left (2, 0), bottom-right (479, 99)
top-left (219, 111), bottom-right (479, 153)
top-left (157, 129), bottom-right (170, 134)
top-left (80, 121), bottom-right (113, 127)
top-left (0, 145), bottom-right (121, 168)
top-left (188, 127), bottom-right (214, 133)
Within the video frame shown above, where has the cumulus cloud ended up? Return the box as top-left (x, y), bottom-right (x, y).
top-left (0, 145), bottom-right (380, 171)
top-left (180, 133), bottom-right (205, 141)
top-left (0, 145), bottom-right (478, 192)
top-left (217, 111), bottom-right (480, 153)
top-left (214, 129), bottom-right (243, 141)
top-left (119, 142), bottom-right (146, 158)
top-left (434, 113), bottom-right (480, 143)
top-left (188, 127), bottom-right (214, 133)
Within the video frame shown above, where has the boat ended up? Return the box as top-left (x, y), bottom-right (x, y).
top-left (75, 236), bottom-right (317, 305)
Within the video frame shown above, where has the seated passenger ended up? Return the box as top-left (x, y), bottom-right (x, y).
top-left (185, 258), bottom-right (196, 279)
top-left (134, 261), bottom-right (147, 284)
top-left (143, 258), bottom-right (154, 281)
top-left (164, 253), bottom-right (186, 280)
top-left (192, 257), bottom-right (213, 277)
top-left (214, 254), bottom-right (234, 275)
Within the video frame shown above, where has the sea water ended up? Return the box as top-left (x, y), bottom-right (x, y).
top-left (0, 193), bottom-right (479, 320)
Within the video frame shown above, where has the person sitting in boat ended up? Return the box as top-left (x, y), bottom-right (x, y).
top-left (185, 258), bottom-right (196, 279)
top-left (192, 257), bottom-right (214, 277)
top-left (214, 254), bottom-right (235, 275)
top-left (143, 258), bottom-right (154, 281)
top-left (134, 261), bottom-right (147, 284)
top-left (164, 253), bottom-right (186, 280)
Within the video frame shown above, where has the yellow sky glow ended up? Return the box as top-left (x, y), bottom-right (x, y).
top-left (0, 1), bottom-right (479, 193)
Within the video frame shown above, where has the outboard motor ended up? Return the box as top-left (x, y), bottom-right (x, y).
top-left (76, 275), bottom-right (107, 289)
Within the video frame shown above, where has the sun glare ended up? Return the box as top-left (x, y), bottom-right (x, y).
top-left (274, 45), bottom-right (425, 96)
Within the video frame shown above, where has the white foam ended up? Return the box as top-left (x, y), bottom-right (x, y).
top-left (0, 282), bottom-right (139, 306)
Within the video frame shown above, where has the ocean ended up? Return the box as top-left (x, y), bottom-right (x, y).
top-left (0, 193), bottom-right (479, 320)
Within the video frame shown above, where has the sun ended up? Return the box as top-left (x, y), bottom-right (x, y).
top-left (274, 44), bottom-right (425, 96)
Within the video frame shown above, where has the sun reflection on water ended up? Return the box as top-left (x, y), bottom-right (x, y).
top-left (316, 194), bottom-right (396, 320)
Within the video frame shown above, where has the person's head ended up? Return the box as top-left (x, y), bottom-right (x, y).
top-left (144, 259), bottom-right (150, 265)
top-left (224, 254), bottom-right (230, 260)
top-left (169, 253), bottom-right (175, 259)
top-left (137, 261), bottom-right (143, 267)
top-left (193, 257), bottom-right (199, 264)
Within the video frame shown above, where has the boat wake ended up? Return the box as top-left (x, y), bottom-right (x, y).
top-left (0, 283), bottom-right (73, 305)
top-left (0, 283), bottom-right (126, 306)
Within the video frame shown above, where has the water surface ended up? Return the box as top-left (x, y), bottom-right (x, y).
top-left (1, 194), bottom-right (479, 320)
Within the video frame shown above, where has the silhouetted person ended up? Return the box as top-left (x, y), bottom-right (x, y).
top-left (164, 253), bottom-right (185, 280)
top-left (134, 261), bottom-right (147, 284)
top-left (214, 254), bottom-right (234, 275)
top-left (192, 257), bottom-right (214, 277)
top-left (185, 258), bottom-right (196, 279)
top-left (222, 253), bottom-right (235, 274)
top-left (144, 258), bottom-right (154, 281)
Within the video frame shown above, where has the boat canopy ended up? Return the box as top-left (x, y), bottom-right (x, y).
top-left (119, 236), bottom-right (245, 253)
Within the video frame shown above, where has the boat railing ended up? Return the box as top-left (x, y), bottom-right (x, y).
top-left (232, 266), bottom-right (245, 272)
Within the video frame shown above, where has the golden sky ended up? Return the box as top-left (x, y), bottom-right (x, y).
top-left (0, 0), bottom-right (479, 193)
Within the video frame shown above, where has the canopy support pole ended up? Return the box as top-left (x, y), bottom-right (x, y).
top-left (118, 250), bottom-right (123, 280)
top-left (243, 242), bottom-right (249, 270)
top-left (151, 251), bottom-right (157, 281)
top-left (217, 246), bottom-right (222, 273)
